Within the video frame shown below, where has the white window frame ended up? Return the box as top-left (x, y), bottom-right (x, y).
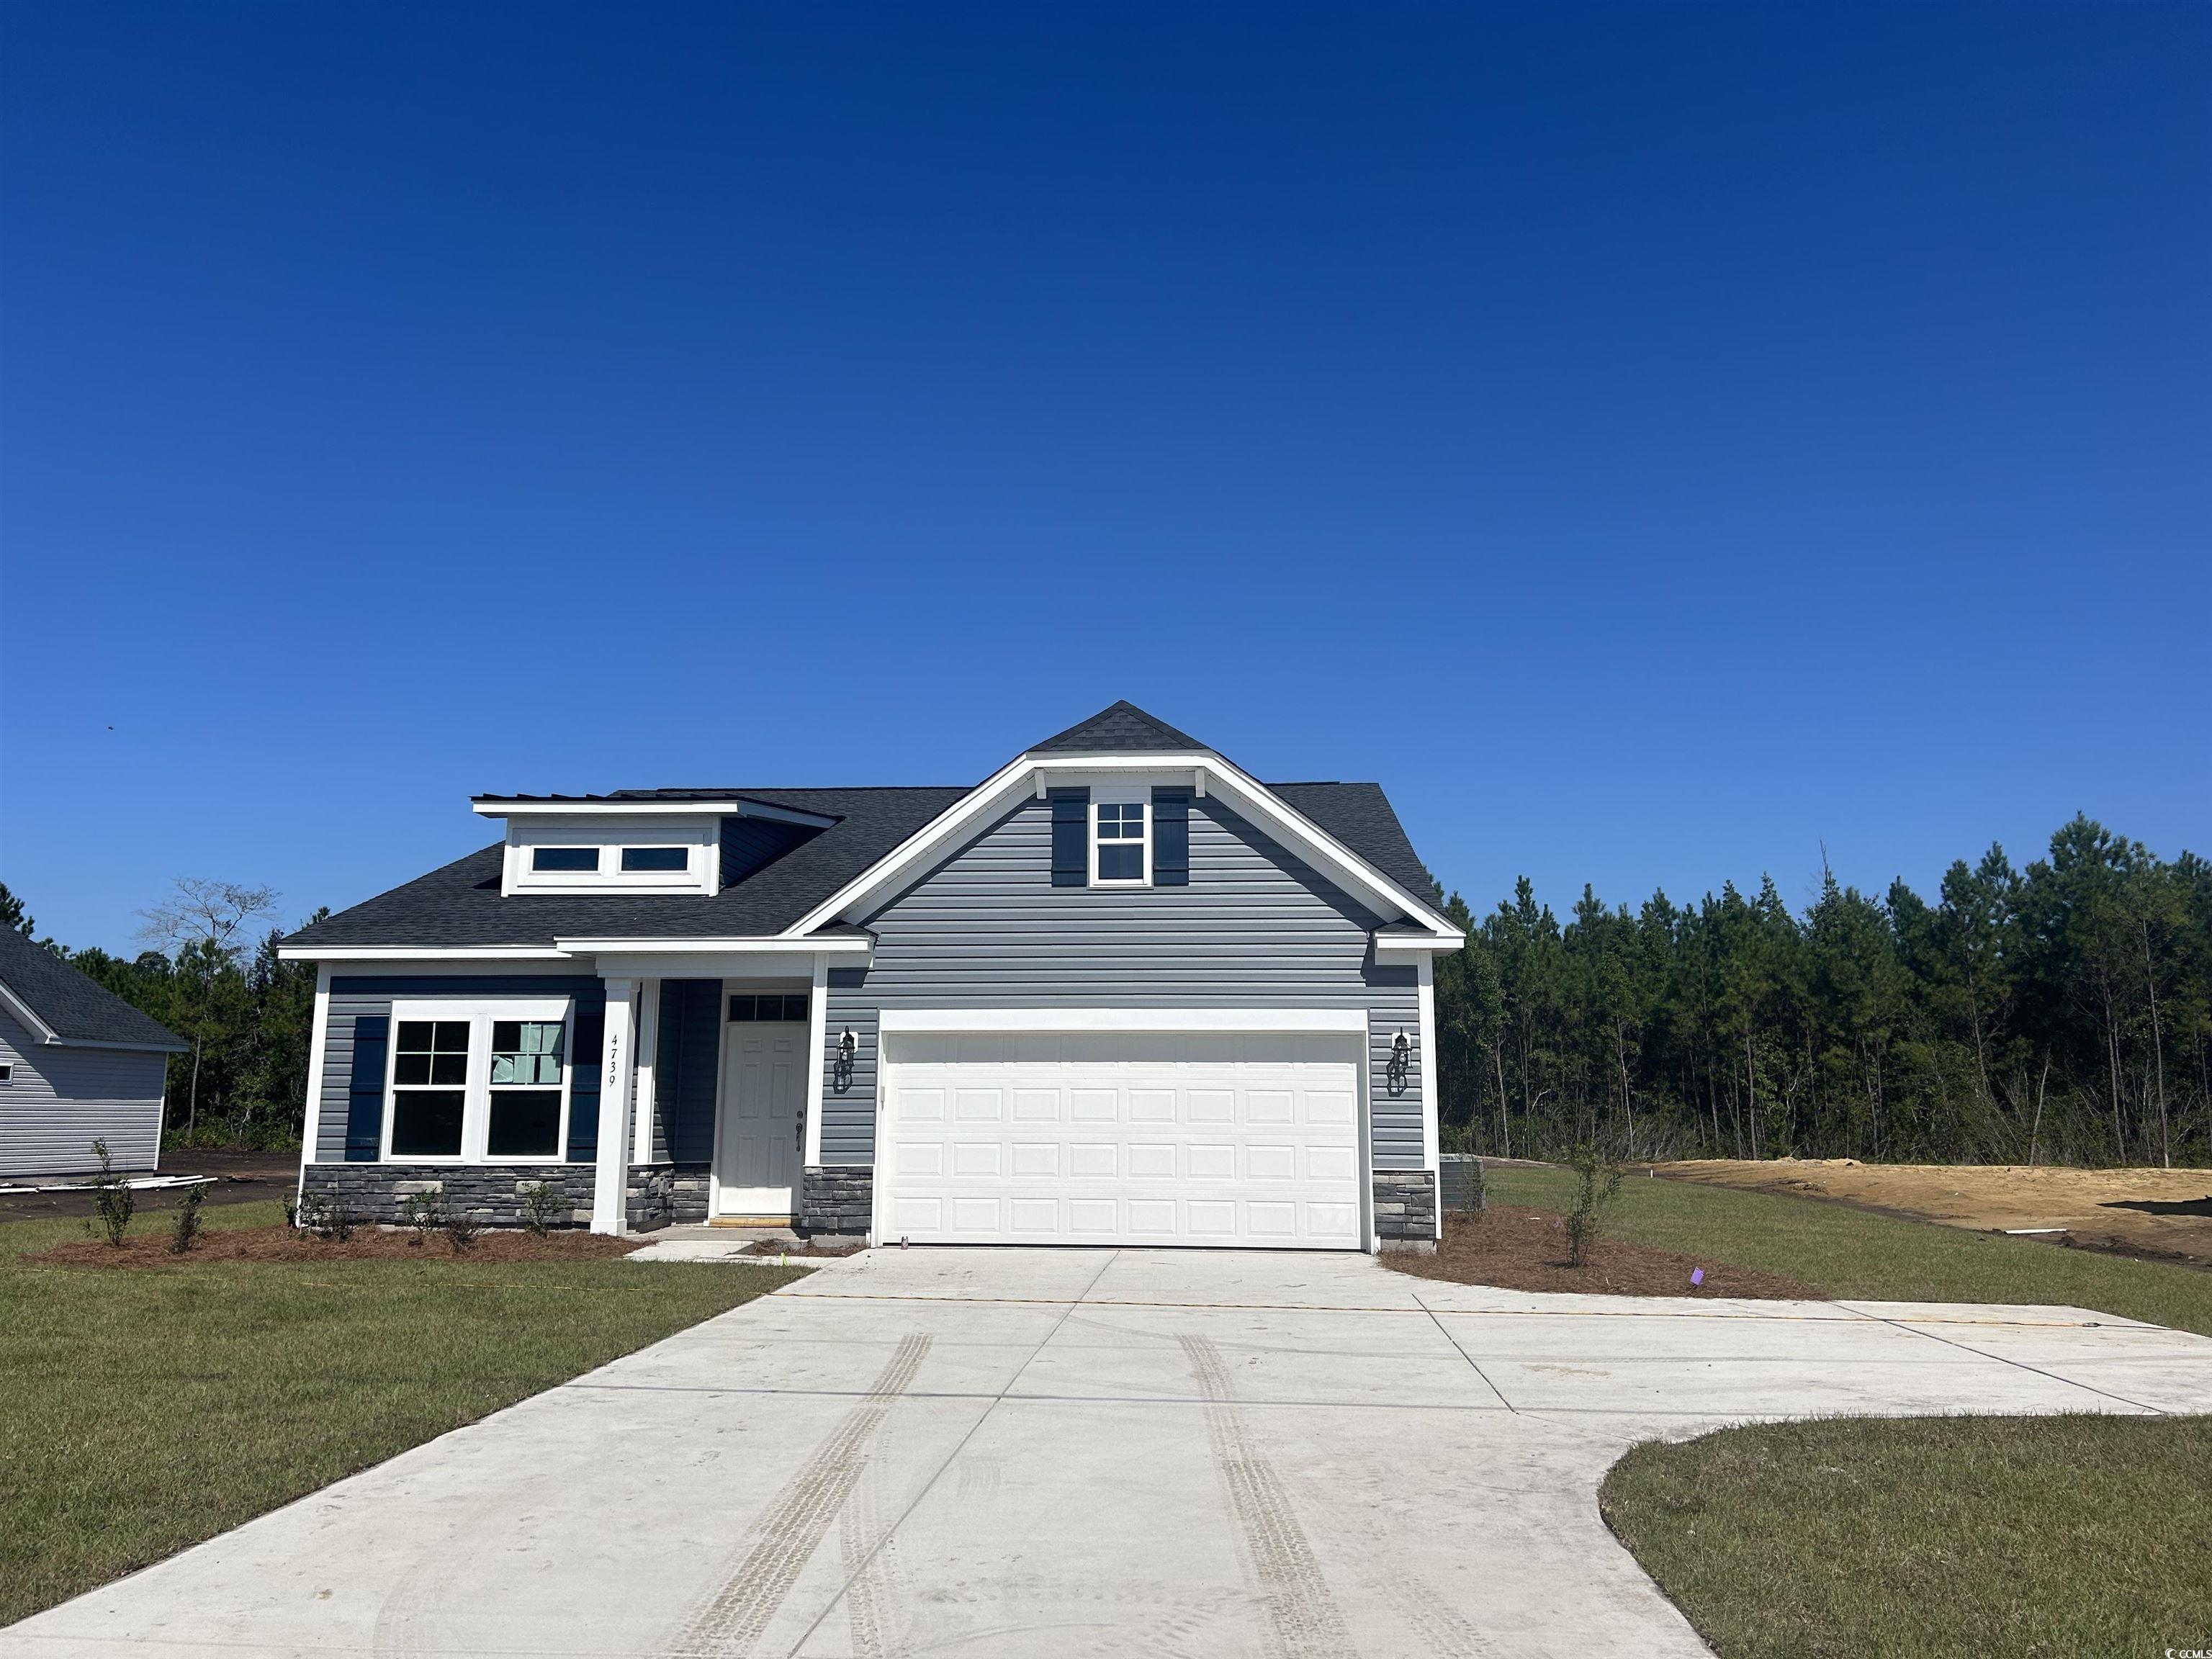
top-left (382, 998), bottom-right (575, 1165)
top-left (501, 815), bottom-right (716, 896)
top-left (1089, 785), bottom-right (1152, 887)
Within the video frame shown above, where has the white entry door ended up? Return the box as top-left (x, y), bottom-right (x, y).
top-left (878, 1030), bottom-right (1365, 1249)
top-left (716, 1021), bottom-right (806, 1220)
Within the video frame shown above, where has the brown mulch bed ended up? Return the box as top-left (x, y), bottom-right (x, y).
top-left (30, 1226), bottom-right (646, 1269)
top-left (1381, 1204), bottom-right (1820, 1299)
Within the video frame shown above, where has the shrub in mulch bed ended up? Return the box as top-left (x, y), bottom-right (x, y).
top-left (1384, 1203), bottom-right (1818, 1298)
top-left (29, 1226), bottom-right (647, 1269)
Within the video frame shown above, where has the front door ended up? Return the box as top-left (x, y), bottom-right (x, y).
top-left (715, 1021), bottom-right (807, 1220)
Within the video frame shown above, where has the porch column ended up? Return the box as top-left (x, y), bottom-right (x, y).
top-left (591, 978), bottom-right (639, 1236)
top-left (632, 977), bottom-right (661, 1166)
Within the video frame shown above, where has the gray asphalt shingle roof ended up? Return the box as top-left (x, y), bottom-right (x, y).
top-left (282, 787), bottom-right (968, 950)
top-left (1029, 700), bottom-right (1210, 755)
top-left (0, 929), bottom-right (188, 1050)
top-left (282, 704), bottom-right (1441, 952)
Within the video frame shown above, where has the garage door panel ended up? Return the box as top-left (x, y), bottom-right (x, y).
top-left (1128, 1143), bottom-right (1177, 1177)
top-left (1306, 1090), bottom-right (1356, 1125)
top-left (1188, 1143), bottom-right (1235, 1179)
top-left (1308, 1144), bottom-right (1357, 1182)
top-left (1071, 1089), bottom-right (1118, 1122)
top-left (1246, 1144), bottom-right (1297, 1179)
top-left (1127, 1200), bottom-right (1177, 1233)
top-left (1129, 1089), bottom-right (1176, 1122)
top-left (1012, 1142), bottom-right (1058, 1176)
top-left (880, 1031), bottom-right (1367, 1250)
top-left (1188, 1089), bottom-right (1236, 1122)
top-left (1071, 1143), bottom-right (1118, 1177)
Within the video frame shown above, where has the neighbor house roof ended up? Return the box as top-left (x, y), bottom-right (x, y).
top-left (0, 929), bottom-right (189, 1051)
top-left (281, 703), bottom-right (1442, 953)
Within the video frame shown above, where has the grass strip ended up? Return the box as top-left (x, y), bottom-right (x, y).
top-left (1600, 1414), bottom-right (2212, 1659)
top-left (1485, 1166), bottom-right (2212, 1336)
top-left (0, 1202), bottom-right (804, 1625)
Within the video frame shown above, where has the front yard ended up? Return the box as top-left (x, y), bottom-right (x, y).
top-left (1601, 1414), bottom-right (2212, 1659)
top-left (1432, 1168), bottom-right (2212, 1658)
top-left (1465, 1164), bottom-right (2212, 1335)
top-left (0, 1202), bottom-right (803, 1627)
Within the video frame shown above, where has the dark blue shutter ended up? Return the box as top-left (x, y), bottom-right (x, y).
top-left (565, 1004), bottom-right (606, 1161)
top-left (1153, 788), bottom-right (1190, 886)
top-left (1050, 788), bottom-right (1089, 887)
top-left (344, 1015), bottom-right (389, 1162)
top-left (655, 979), bottom-right (722, 1164)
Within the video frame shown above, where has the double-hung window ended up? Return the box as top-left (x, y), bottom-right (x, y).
top-left (1091, 790), bottom-right (1151, 885)
top-left (384, 1000), bottom-right (572, 1163)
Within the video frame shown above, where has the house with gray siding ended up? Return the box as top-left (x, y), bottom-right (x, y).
top-left (279, 703), bottom-right (1463, 1250)
top-left (0, 929), bottom-right (187, 1177)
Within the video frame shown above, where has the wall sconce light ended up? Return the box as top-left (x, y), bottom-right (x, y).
top-left (1392, 1030), bottom-right (1412, 1061)
top-left (1386, 1028), bottom-right (1412, 1097)
top-left (838, 1028), bottom-right (858, 1060)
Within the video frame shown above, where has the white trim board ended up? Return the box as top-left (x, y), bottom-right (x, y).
top-left (280, 939), bottom-right (872, 966)
top-left (876, 1008), bottom-right (1372, 1035)
top-left (277, 946), bottom-right (571, 963)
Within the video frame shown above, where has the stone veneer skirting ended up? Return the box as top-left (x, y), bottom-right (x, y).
top-left (801, 1165), bottom-right (873, 1239)
top-left (300, 1164), bottom-right (596, 1229)
top-left (297, 1163), bottom-right (710, 1232)
top-left (1372, 1169), bottom-right (1438, 1251)
top-left (619, 1164), bottom-right (712, 1231)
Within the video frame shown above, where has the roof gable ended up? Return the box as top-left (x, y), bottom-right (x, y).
top-left (0, 930), bottom-right (187, 1051)
top-left (1029, 701), bottom-right (1210, 755)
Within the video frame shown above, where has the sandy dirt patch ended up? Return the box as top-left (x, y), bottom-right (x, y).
top-left (1656, 1159), bottom-right (2212, 1268)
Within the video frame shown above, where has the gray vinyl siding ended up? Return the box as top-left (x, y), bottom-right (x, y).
top-left (822, 794), bottom-right (1424, 1169)
top-left (0, 1004), bottom-right (168, 1177)
top-left (313, 975), bottom-right (605, 1164)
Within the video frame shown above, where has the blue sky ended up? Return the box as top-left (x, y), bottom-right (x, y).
top-left (4, 2), bottom-right (2206, 953)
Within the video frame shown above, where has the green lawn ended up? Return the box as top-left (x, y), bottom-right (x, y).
top-left (0, 1203), bottom-right (806, 1627)
top-left (1484, 1166), bottom-right (2212, 1336)
top-left (1601, 1414), bottom-right (2212, 1659)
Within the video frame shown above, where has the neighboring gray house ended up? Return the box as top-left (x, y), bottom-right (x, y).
top-left (0, 928), bottom-right (188, 1177)
top-left (280, 703), bottom-right (1464, 1250)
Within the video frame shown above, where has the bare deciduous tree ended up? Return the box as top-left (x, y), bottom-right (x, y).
top-left (137, 878), bottom-right (278, 1135)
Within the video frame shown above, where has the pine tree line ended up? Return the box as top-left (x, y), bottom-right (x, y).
top-left (1433, 817), bottom-right (2211, 1167)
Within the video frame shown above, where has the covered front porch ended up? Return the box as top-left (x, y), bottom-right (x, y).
top-left (584, 945), bottom-right (848, 1238)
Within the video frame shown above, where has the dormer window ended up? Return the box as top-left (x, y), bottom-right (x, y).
top-left (1091, 790), bottom-right (1151, 886)
top-left (502, 820), bottom-right (715, 896)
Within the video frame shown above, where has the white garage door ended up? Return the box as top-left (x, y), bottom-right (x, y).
top-left (878, 1030), bottom-right (1364, 1249)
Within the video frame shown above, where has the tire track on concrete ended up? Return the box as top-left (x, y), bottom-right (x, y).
top-left (836, 1444), bottom-right (906, 1659)
top-left (663, 1334), bottom-right (930, 1659)
top-left (1180, 1335), bottom-right (1355, 1659)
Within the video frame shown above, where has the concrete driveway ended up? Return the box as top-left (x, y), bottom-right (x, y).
top-left (9, 1247), bottom-right (2211, 1659)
